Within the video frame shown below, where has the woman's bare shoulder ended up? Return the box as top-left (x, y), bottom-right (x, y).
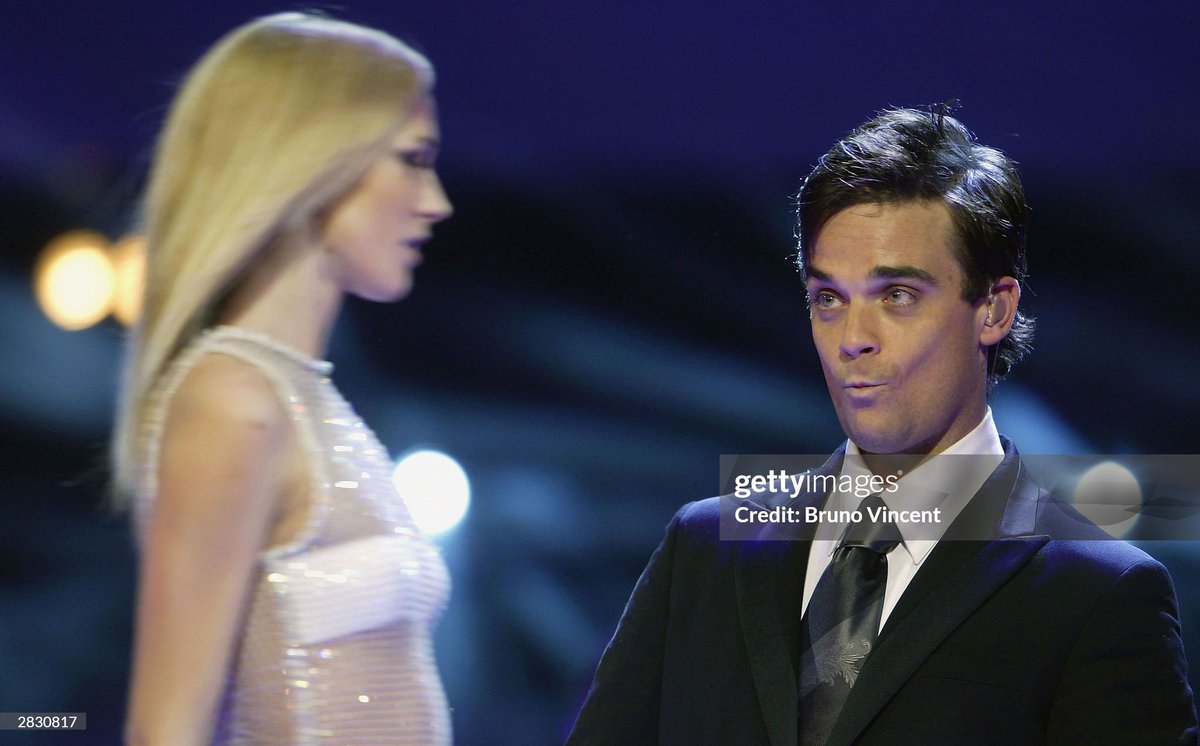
top-left (153, 351), bottom-right (296, 525)
top-left (166, 351), bottom-right (290, 439)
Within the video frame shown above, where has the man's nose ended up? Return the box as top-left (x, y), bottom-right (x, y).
top-left (839, 304), bottom-right (879, 360)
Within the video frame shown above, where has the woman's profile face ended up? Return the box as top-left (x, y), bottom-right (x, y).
top-left (321, 97), bottom-right (453, 302)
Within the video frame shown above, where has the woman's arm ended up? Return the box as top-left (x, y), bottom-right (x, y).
top-left (125, 354), bottom-right (296, 746)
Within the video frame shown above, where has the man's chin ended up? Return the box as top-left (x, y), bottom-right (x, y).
top-left (853, 440), bottom-right (905, 456)
top-left (844, 422), bottom-right (910, 455)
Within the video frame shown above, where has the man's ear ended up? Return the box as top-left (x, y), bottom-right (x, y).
top-left (980, 276), bottom-right (1019, 347)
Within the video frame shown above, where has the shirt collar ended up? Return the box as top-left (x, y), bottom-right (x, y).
top-left (829, 408), bottom-right (1005, 564)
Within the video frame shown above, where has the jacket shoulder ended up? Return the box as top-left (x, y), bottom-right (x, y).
top-left (668, 496), bottom-right (724, 545)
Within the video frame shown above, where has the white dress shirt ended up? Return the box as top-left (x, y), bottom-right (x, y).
top-left (801, 408), bottom-right (1005, 632)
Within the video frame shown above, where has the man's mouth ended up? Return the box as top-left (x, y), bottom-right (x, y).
top-left (844, 381), bottom-right (885, 389)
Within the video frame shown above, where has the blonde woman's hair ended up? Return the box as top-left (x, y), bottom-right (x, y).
top-left (111, 12), bottom-right (433, 506)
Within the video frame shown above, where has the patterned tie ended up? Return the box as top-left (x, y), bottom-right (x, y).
top-left (798, 494), bottom-right (901, 744)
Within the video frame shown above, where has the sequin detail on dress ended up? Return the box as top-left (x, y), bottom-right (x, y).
top-left (135, 326), bottom-right (452, 745)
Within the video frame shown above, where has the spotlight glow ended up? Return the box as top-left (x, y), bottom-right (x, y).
top-left (1072, 460), bottom-right (1142, 538)
top-left (110, 234), bottom-right (146, 326)
top-left (392, 449), bottom-right (470, 537)
top-left (34, 230), bottom-right (115, 330)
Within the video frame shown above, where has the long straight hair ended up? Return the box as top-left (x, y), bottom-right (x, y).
top-left (111, 13), bottom-right (433, 505)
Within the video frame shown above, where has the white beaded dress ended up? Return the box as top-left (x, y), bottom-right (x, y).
top-left (134, 325), bottom-right (452, 745)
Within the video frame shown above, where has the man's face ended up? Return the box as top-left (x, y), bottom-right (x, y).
top-left (806, 200), bottom-right (990, 456)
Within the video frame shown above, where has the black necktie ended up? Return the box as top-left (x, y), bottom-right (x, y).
top-left (798, 494), bottom-right (901, 744)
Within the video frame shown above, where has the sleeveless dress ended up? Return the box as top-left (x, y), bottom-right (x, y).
top-left (134, 325), bottom-right (452, 745)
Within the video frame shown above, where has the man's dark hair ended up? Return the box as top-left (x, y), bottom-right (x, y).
top-left (794, 106), bottom-right (1033, 384)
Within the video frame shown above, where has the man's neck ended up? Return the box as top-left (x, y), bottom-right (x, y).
top-left (849, 407), bottom-right (1003, 478)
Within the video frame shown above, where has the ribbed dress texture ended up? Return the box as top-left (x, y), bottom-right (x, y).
top-left (135, 325), bottom-right (452, 744)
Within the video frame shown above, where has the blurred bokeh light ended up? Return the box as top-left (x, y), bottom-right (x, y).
top-left (33, 230), bottom-right (115, 330)
top-left (1073, 460), bottom-right (1143, 539)
top-left (110, 234), bottom-right (145, 327)
top-left (393, 448), bottom-right (471, 537)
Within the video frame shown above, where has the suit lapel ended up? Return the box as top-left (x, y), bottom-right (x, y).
top-left (733, 450), bottom-right (843, 746)
top-left (734, 539), bottom-right (806, 746)
top-left (880, 444), bottom-right (1038, 633)
top-left (825, 443), bottom-right (1049, 746)
top-left (825, 536), bottom-right (1048, 746)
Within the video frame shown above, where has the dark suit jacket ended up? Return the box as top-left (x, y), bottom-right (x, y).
top-left (567, 441), bottom-right (1198, 745)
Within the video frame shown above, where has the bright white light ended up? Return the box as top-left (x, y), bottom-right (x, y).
top-left (392, 449), bottom-right (470, 537)
top-left (110, 234), bottom-right (146, 326)
top-left (1072, 460), bottom-right (1142, 538)
top-left (34, 230), bottom-right (115, 330)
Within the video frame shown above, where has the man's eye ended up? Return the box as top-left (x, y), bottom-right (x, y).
top-left (812, 291), bottom-right (841, 309)
top-left (886, 288), bottom-right (916, 306)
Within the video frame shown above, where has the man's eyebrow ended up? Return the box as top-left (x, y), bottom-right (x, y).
top-left (806, 265), bottom-right (939, 284)
top-left (807, 267), bottom-right (833, 283)
top-left (869, 265), bottom-right (938, 284)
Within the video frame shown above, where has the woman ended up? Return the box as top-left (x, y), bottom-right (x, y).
top-left (112, 13), bottom-right (454, 744)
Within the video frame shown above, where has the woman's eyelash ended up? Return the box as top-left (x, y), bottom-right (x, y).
top-left (395, 150), bottom-right (436, 168)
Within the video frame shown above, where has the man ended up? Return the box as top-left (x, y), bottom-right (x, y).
top-left (566, 108), bottom-right (1197, 745)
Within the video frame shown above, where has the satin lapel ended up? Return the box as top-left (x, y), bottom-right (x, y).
top-left (824, 442), bottom-right (1048, 746)
top-left (733, 449), bottom-right (843, 746)
top-left (825, 535), bottom-right (1048, 746)
top-left (733, 539), bottom-right (805, 746)
top-left (881, 444), bottom-right (1039, 633)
